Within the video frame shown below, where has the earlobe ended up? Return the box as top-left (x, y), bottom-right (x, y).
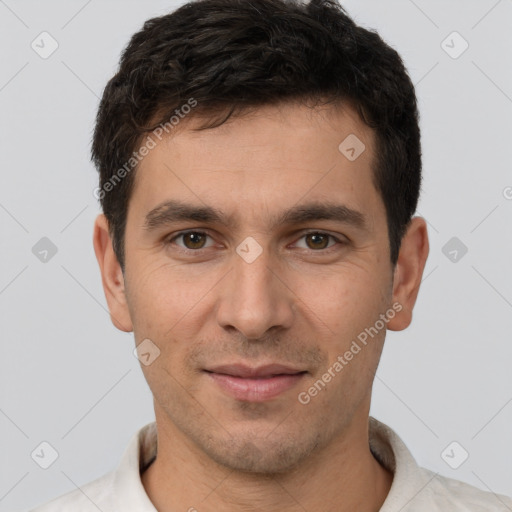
top-left (387, 216), bottom-right (429, 332)
top-left (93, 214), bottom-right (134, 333)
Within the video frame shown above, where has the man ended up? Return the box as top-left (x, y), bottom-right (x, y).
top-left (30, 0), bottom-right (512, 510)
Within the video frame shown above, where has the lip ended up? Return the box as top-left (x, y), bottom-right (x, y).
top-left (205, 363), bottom-right (305, 378)
top-left (204, 364), bottom-right (307, 402)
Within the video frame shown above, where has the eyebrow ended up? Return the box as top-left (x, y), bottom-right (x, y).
top-left (143, 199), bottom-right (368, 232)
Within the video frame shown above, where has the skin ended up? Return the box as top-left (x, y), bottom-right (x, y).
top-left (94, 100), bottom-right (429, 512)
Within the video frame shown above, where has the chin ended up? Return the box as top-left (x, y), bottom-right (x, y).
top-left (202, 431), bottom-right (322, 475)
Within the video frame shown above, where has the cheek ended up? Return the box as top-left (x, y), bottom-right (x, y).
top-left (126, 259), bottom-right (221, 333)
top-left (297, 265), bottom-right (389, 343)
top-left (126, 262), bottom-right (225, 383)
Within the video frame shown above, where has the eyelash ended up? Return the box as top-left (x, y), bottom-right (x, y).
top-left (166, 230), bottom-right (346, 253)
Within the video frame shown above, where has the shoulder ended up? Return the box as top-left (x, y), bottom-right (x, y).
top-left (27, 471), bottom-right (115, 512)
top-left (369, 417), bottom-right (512, 512)
top-left (27, 422), bottom-right (157, 512)
top-left (416, 467), bottom-right (512, 511)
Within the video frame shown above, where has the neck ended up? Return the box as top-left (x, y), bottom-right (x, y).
top-left (141, 408), bottom-right (393, 512)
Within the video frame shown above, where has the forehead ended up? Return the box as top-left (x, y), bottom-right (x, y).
top-left (153, 100), bottom-right (374, 165)
top-left (128, 101), bottom-right (381, 225)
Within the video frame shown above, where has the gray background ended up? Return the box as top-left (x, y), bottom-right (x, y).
top-left (1, 0), bottom-right (511, 510)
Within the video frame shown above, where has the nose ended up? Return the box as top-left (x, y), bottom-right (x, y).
top-left (216, 245), bottom-right (295, 340)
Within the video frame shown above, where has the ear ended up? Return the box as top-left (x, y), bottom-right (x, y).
top-left (387, 216), bottom-right (429, 331)
top-left (93, 214), bottom-right (133, 332)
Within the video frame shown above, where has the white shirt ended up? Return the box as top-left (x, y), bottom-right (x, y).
top-left (29, 417), bottom-right (512, 511)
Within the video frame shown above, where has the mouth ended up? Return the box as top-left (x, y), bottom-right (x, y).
top-left (203, 364), bottom-right (308, 402)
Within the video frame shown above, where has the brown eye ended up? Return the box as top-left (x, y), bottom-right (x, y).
top-left (304, 232), bottom-right (331, 250)
top-left (183, 232), bottom-right (207, 249)
top-left (293, 231), bottom-right (343, 252)
top-left (172, 231), bottom-right (212, 250)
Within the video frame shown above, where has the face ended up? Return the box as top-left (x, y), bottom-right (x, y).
top-left (95, 101), bottom-right (427, 474)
